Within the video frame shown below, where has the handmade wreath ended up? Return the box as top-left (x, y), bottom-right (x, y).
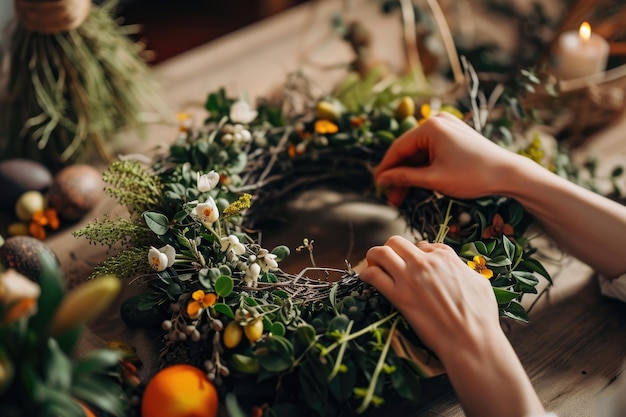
top-left (70, 57), bottom-right (605, 416)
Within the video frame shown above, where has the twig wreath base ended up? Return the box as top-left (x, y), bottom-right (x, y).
top-left (71, 61), bottom-right (581, 416)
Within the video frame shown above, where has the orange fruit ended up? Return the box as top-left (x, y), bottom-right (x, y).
top-left (141, 364), bottom-right (219, 417)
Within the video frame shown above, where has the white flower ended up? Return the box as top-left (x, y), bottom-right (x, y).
top-left (148, 245), bottom-right (176, 272)
top-left (244, 263), bottom-right (261, 287)
top-left (197, 170), bottom-right (220, 192)
top-left (220, 235), bottom-right (246, 255)
top-left (257, 248), bottom-right (278, 272)
top-left (230, 99), bottom-right (258, 124)
top-left (191, 197), bottom-right (219, 225)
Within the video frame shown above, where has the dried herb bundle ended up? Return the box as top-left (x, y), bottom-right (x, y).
top-left (0, 0), bottom-right (163, 171)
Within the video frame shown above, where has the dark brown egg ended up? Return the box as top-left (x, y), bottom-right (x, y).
top-left (0, 236), bottom-right (60, 282)
top-left (0, 159), bottom-right (53, 213)
top-left (47, 164), bottom-right (105, 222)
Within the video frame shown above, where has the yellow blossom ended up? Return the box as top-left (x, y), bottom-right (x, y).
top-left (187, 290), bottom-right (217, 319)
top-left (314, 119), bottom-right (339, 135)
top-left (467, 256), bottom-right (494, 279)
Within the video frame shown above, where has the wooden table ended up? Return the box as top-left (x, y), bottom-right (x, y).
top-left (50, 1), bottom-right (626, 416)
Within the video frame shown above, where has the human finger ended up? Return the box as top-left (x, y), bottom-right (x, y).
top-left (383, 235), bottom-right (425, 263)
top-left (358, 265), bottom-right (396, 296)
top-left (384, 186), bottom-right (408, 207)
top-left (364, 244), bottom-right (407, 281)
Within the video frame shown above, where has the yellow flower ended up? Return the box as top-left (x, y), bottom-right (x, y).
top-left (467, 256), bottom-right (494, 279)
top-left (314, 119), bottom-right (339, 135)
top-left (186, 290), bottom-right (217, 319)
top-left (418, 99), bottom-right (463, 125)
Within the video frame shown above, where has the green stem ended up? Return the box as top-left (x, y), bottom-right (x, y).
top-left (321, 311), bottom-right (399, 357)
top-left (356, 316), bottom-right (400, 414)
top-left (327, 320), bottom-right (354, 381)
top-left (434, 200), bottom-right (454, 243)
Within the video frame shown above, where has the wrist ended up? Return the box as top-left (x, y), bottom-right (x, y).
top-left (437, 324), bottom-right (544, 417)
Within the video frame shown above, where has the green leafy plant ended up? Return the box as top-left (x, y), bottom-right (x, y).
top-left (0, 253), bottom-right (128, 417)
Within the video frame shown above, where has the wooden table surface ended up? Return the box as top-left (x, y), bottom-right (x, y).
top-left (49, 1), bottom-right (626, 416)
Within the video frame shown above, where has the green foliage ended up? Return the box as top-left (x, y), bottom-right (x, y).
top-left (88, 247), bottom-right (151, 280)
top-left (0, 254), bottom-right (127, 416)
top-left (73, 216), bottom-right (151, 248)
top-left (102, 160), bottom-right (164, 215)
top-left (0, 0), bottom-right (162, 170)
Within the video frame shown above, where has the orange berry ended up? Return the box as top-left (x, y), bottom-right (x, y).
top-left (141, 364), bottom-right (219, 417)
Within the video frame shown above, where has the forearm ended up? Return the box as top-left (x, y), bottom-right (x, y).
top-left (440, 329), bottom-right (544, 417)
top-left (495, 153), bottom-right (626, 278)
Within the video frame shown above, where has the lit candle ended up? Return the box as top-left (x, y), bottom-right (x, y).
top-left (553, 22), bottom-right (609, 80)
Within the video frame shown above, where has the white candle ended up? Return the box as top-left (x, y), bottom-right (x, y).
top-left (553, 22), bottom-right (609, 80)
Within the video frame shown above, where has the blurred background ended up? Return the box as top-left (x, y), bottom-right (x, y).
top-left (0, 0), bottom-right (310, 65)
top-left (107, 0), bottom-right (310, 64)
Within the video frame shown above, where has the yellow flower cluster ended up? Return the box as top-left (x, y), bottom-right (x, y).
top-left (223, 193), bottom-right (252, 216)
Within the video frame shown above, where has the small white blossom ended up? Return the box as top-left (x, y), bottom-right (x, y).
top-left (230, 99), bottom-right (258, 124)
top-left (149, 245), bottom-right (176, 272)
top-left (244, 263), bottom-right (261, 287)
top-left (197, 171), bottom-right (220, 192)
top-left (220, 235), bottom-right (246, 255)
top-left (221, 124), bottom-right (252, 147)
top-left (191, 197), bottom-right (219, 225)
top-left (257, 248), bottom-right (278, 272)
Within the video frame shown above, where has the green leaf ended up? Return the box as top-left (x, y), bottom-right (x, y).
top-left (254, 336), bottom-right (294, 373)
top-left (270, 322), bottom-right (286, 337)
top-left (487, 255), bottom-right (512, 267)
top-left (511, 270), bottom-right (539, 287)
top-left (390, 357), bottom-right (423, 402)
top-left (328, 357), bottom-right (357, 402)
top-left (460, 241), bottom-right (488, 258)
top-left (502, 235), bottom-right (516, 260)
top-left (293, 324), bottom-right (317, 356)
top-left (298, 354), bottom-right (329, 416)
top-left (142, 211), bottom-right (170, 236)
top-left (493, 287), bottom-right (520, 304)
top-left (29, 253), bottom-right (65, 333)
top-left (215, 275), bottom-right (234, 297)
top-left (230, 354), bottom-right (260, 374)
top-left (327, 314), bottom-right (350, 335)
top-left (329, 283), bottom-right (339, 314)
top-left (271, 245), bottom-right (290, 262)
top-left (519, 258), bottom-right (553, 285)
top-left (72, 349), bottom-right (121, 376)
top-left (45, 339), bottom-right (72, 390)
top-left (212, 303), bottom-right (235, 319)
top-left (501, 301), bottom-right (529, 323)
top-left (71, 376), bottom-right (125, 417)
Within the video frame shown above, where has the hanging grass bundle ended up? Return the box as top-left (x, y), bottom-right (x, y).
top-left (0, 0), bottom-right (163, 171)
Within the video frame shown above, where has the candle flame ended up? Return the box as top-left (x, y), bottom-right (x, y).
top-left (579, 22), bottom-right (591, 42)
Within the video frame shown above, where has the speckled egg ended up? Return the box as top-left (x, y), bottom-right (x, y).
top-left (0, 159), bottom-right (53, 213)
top-left (47, 164), bottom-right (105, 222)
top-left (0, 236), bottom-right (60, 282)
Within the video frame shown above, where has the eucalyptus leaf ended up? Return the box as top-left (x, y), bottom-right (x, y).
top-left (72, 349), bottom-right (121, 376)
top-left (212, 303), bottom-right (235, 319)
top-left (501, 301), bottom-right (529, 323)
top-left (493, 287), bottom-right (521, 304)
top-left (215, 275), bottom-right (234, 297)
top-left (142, 211), bottom-right (170, 236)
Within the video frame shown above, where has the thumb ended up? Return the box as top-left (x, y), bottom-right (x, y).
top-left (377, 165), bottom-right (439, 191)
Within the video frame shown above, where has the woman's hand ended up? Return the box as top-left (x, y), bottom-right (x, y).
top-left (359, 236), bottom-right (546, 417)
top-left (376, 112), bottom-right (520, 206)
top-left (359, 236), bottom-right (499, 358)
